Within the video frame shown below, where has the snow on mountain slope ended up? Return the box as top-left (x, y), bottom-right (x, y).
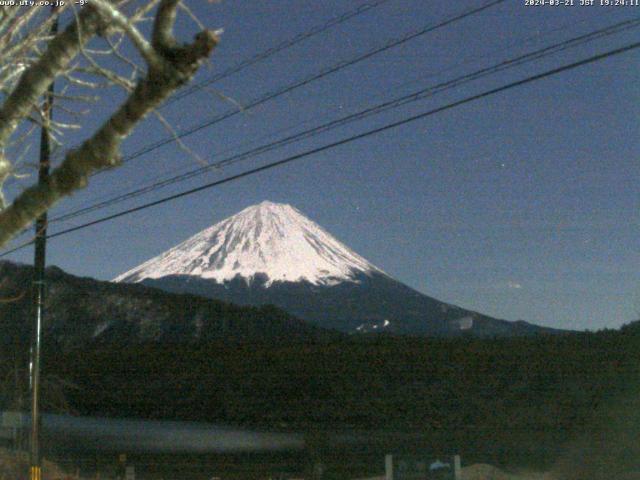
top-left (114, 201), bottom-right (384, 287)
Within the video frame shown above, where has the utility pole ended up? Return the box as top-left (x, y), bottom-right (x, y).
top-left (29, 9), bottom-right (58, 480)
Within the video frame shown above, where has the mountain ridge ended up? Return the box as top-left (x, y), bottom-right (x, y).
top-left (116, 201), bottom-right (565, 337)
top-left (0, 260), bottom-right (339, 350)
top-left (141, 271), bottom-right (563, 337)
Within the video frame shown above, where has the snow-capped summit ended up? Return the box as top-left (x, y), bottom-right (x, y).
top-left (115, 201), bottom-right (383, 287)
top-left (113, 201), bottom-right (562, 337)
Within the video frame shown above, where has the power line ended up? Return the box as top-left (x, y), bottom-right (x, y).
top-left (97, 0), bottom-right (507, 170)
top-left (1, 39), bottom-right (635, 257)
top-left (45, 0), bottom-right (391, 168)
top-left (2, 0), bottom-right (505, 244)
top-left (49, 17), bottom-right (640, 224)
top-left (165, 0), bottom-right (392, 106)
top-left (48, 10), bottom-right (624, 221)
top-left (0, 0), bottom-right (514, 248)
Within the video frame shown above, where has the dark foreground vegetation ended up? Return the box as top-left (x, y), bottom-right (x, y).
top-left (1, 324), bottom-right (638, 478)
top-left (1, 263), bottom-right (639, 477)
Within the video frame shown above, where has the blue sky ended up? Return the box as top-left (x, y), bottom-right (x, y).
top-left (3, 0), bottom-right (639, 331)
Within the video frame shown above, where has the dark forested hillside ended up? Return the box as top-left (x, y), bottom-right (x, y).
top-left (0, 261), bottom-right (338, 350)
top-left (17, 327), bottom-right (640, 473)
top-left (2, 260), bottom-right (639, 475)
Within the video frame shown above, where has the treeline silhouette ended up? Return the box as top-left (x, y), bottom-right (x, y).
top-left (10, 324), bottom-right (638, 473)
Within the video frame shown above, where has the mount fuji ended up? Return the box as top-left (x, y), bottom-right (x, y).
top-left (115, 201), bottom-right (559, 337)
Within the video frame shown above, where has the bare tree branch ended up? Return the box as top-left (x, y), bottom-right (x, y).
top-left (0, 7), bottom-right (101, 148)
top-left (90, 0), bottom-right (161, 68)
top-left (0, 0), bottom-right (219, 247)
